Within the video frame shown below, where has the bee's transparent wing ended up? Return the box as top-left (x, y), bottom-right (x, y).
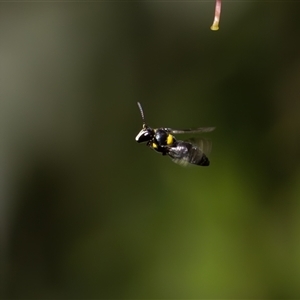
top-left (171, 157), bottom-right (190, 167)
top-left (168, 127), bottom-right (215, 134)
top-left (186, 138), bottom-right (213, 157)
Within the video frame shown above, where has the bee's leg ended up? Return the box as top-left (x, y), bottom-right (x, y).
top-left (159, 145), bottom-right (169, 156)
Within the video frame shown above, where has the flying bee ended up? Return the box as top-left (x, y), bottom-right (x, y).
top-left (135, 102), bottom-right (215, 166)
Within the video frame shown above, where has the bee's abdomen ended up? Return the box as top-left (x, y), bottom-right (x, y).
top-left (167, 141), bottom-right (210, 166)
top-left (196, 154), bottom-right (210, 166)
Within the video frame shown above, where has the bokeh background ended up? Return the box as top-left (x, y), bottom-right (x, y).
top-left (2, 1), bottom-right (300, 298)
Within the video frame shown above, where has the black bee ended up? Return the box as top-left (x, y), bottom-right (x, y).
top-left (135, 102), bottom-right (215, 166)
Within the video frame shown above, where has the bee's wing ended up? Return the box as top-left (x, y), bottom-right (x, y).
top-left (166, 142), bottom-right (191, 167)
top-left (168, 127), bottom-right (215, 134)
top-left (171, 157), bottom-right (190, 167)
top-left (185, 138), bottom-right (213, 157)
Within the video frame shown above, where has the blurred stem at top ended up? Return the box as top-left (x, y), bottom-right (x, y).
top-left (211, 0), bottom-right (221, 31)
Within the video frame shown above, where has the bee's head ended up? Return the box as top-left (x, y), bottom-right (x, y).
top-left (135, 124), bottom-right (154, 143)
top-left (135, 102), bottom-right (154, 143)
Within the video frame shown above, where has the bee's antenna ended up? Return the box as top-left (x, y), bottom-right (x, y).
top-left (137, 102), bottom-right (145, 124)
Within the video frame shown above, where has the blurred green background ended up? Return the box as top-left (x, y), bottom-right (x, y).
top-left (1, 1), bottom-right (300, 298)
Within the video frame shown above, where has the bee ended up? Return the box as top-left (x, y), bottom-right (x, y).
top-left (135, 102), bottom-right (215, 166)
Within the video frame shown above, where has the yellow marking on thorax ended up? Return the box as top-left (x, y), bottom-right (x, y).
top-left (167, 134), bottom-right (173, 145)
top-left (152, 142), bottom-right (158, 149)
